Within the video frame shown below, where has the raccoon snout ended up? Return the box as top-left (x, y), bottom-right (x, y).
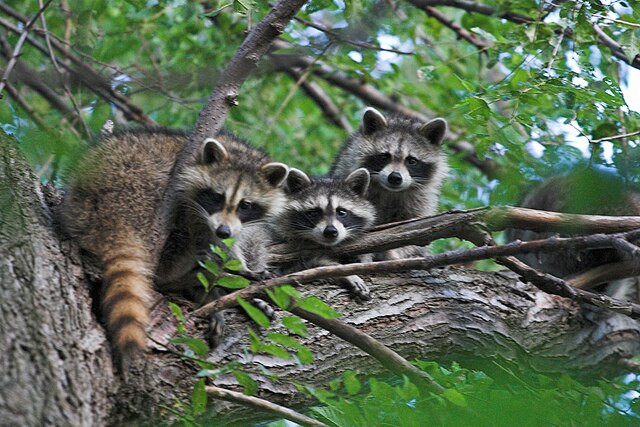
top-left (216, 224), bottom-right (232, 238)
top-left (323, 225), bottom-right (339, 240)
top-left (387, 171), bottom-right (403, 186)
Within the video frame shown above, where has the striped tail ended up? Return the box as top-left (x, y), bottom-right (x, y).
top-left (100, 244), bottom-right (153, 365)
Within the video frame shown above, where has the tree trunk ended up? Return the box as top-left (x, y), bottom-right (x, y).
top-left (2, 131), bottom-right (639, 425)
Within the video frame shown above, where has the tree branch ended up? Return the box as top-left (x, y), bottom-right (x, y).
top-left (206, 385), bottom-right (329, 427)
top-left (152, 0), bottom-right (309, 262)
top-left (270, 40), bottom-right (500, 177)
top-left (0, 0), bottom-right (53, 97)
top-left (417, 3), bottom-right (493, 50)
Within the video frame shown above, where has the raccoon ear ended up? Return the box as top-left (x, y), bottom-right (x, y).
top-left (200, 138), bottom-right (229, 164)
top-left (344, 168), bottom-right (370, 197)
top-left (261, 162), bottom-right (289, 188)
top-left (362, 108), bottom-right (388, 135)
top-left (419, 118), bottom-right (447, 146)
top-left (286, 168), bottom-right (312, 194)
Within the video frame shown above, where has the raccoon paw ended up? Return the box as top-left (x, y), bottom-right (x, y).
top-left (341, 275), bottom-right (371, 301)
top-left (206, 311), bottom-right (226, 348)
top-left (252, 298), bottom-right (276, 320)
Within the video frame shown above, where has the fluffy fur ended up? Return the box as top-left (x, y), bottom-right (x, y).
top-left (62, 129), bottom-right (288, 364)
top-left (507, 169), bottom-right (640, 301)
top-left (273, 168), bottom-right (376, 300)
top-left (331, 108), bottom-right (449, 259)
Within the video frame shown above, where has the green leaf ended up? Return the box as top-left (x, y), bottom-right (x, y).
top-left (443, 388), bottom-right (468, 407)
top-left (221, 238), bottom-right (237, 249)
top-left (296, 347), bottom-right (314, 364)
top-left (217, 275), bottom-right (250, 289)
top-left (248, 327), bottom-right (261, 353)
top-left (191, 378), bottom-right (207, 416)
top-left (282, 315), bottom-right (308, 337)
top-left (211, 245), bottom-right (228, 261)
top-left (296, 296), bottom-right (341, 319)
top-left (233, 370), bottom-right (258, 395)
top-left (223, 259), bottom-right (243, 271)
top-left (199, 259), bottom-right (219, 276)
top-left (196, 272), bottom-right (210, 292)
top-left (261, 344), bottom-right (291, 359)
top-left (168, 302), bottom-right (185, 322)
top-left (265, 286), bottom-right (292, 309)
top-left (237, 297), bottom-right (271, 327)
top-left (343, 370), bottom-right (361, 395)
top-left (267, 332), bottom-right (303, 349)
top-left (171, 337), bottom-right (210, 356)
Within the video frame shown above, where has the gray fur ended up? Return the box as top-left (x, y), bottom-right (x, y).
top-left (331, 108), bottom-right (449, 260)
top-left (272, 168), bottom-right (376, 300)
top-left (62, 129), bottom-right (288, 356)
top-left (507, 170), bottom-right (640, 302)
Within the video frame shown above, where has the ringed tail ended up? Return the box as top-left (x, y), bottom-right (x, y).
top-left (100, 243), bottom-right (153, 362)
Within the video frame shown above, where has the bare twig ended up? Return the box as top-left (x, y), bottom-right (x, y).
top-left (420, 5), bottom-right (493, 50)
top-left (567, 260), bottom-right (640, 290)
top-left (37, 0), bottom-right (91, 137)
top-left (195, 226), bottom-right (640, 319)
top-left (0, 4), bottom-right (155, 124)
top-left (591, 130), bottom-right (640, 144)
top-left (1, 79), bottom-right (48, 130)
top-left (290, 307), bottom-right (445, 394)
top-left (282, 65), bottom-right (354, 132)
top-left (270, 39), bottom-right (500, 177)
top-left (206, 385), bottom-right (329, 427)
top-left (293, 15), bottom-right (414, 55)
top-left (0, 0), bottom-right (53, 97)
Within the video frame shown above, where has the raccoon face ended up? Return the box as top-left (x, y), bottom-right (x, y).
top-left (182, 138), bottom-right (288, 239)
top-left (359, 108), bottom-right (447, 192)
top-left (281, 168), bottom-right (375, 247)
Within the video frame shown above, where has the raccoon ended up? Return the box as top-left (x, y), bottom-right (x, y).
top-left (331, 108), bottom-right (449, 260)
top-left (507, 169), bottom-right (640, 301)
top-left (272, 168), bottom-right (376, 300)
top-left (62, 129), bottom-right (288, 363)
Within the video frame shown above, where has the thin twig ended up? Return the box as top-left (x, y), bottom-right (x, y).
top-left (293, 15), bottom-right (413, 54)
top-left (0, 0), bottom-right (53, 97)
top-left (37, 0), bottom-right (91, 137)
top-left (567, 260), bottom-right (640, 290)
top-left (206, 385), bottom-right (329, 427)
top-left (591, 130), bottom-right (640, 144)
top-left (421, 5), bottom-right (492, 50)
top-left (195, 228), bottom-right (640, 319)
top-left (1, 79), bottom-right (49, 130)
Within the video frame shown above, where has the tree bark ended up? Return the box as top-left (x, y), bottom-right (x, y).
top-left (2, 131), bottom-right (640, 425)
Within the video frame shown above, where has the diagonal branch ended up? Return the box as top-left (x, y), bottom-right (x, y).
top-left (270, 39), bottom-right (500, 177)
top-left (152, 0), bottom-right (309, 262)
top-left (419, 4), bottom-right (493, 50)
top-left (0, 0), bottom-right (53, 97)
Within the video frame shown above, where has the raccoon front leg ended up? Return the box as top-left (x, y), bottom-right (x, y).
top-left (335, 275), bottom-right (371, 301)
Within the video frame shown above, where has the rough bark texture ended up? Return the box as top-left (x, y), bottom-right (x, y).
top-left (0, 132), bottom-right (116, 425)
top-left (2, 132), bottom-right (640, 425)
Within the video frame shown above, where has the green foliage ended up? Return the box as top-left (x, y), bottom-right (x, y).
top-left (289, 361), bottom-right (640, 427)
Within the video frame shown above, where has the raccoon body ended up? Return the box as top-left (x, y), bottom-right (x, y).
top-left (331, 108), bottom-right (448, 260)
top-left (507, 169), bottom-right (640, 301)
top-left (273, 168), bottom-right (376, 300)
top-left (62, 129), bottom-right (288, 363)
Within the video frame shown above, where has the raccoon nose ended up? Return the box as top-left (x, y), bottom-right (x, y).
top-left (323, 225), bottom-right (339, 239)
top-left (216, 224), bottom-right (232, 239)
top-left (388, 172), bottom-right (403, 186)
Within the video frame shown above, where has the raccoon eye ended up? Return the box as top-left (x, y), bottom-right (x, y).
top-left (406, 156), bottom-right (418, 166)
top-left (238, 200), bottom-right (266, 222)
top-left (336, 208), bottom-right (348, 217)
top-left (195, 189), bottom-right (225, 214)
top-left (239, 200), bottom-right (253, 211)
